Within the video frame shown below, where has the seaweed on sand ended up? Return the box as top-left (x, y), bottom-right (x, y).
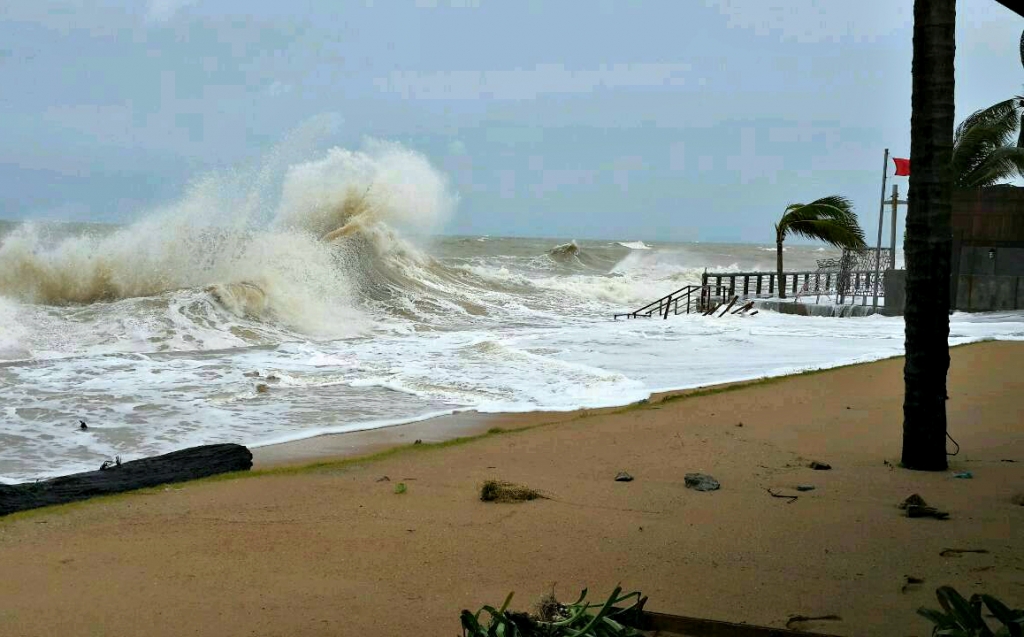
top-left (480, 480), bottom-right (545, 503)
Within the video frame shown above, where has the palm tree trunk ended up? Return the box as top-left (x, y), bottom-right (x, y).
top-left (776, 236), bottom-right (786, 299)
top-left (902, 0), bottom-right (955, 471)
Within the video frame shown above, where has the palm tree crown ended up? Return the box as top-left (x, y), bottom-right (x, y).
top-left (774, 195), bottom-right (866, 299)
top-left (951, 30), bottom-right (1024, 188)
top-left (952, 97), bottom-right (1024, 188)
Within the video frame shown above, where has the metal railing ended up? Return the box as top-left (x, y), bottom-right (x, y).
top-left (613, 284), bottom-right (707, 320)
top-left (701, 269), bottom-right (886, 305)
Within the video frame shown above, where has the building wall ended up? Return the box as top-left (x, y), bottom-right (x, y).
top-left (952, 185), bottom-right (1024, 245)
top-left (949, 186), bottom-right (1024, 310)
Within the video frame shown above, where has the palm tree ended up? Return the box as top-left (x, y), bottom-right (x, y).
top-left (902, 0), bottom-right (956, 471)
top-left (952, 96), bottom-right (1024, 188)
top-left (950, 29), bottom-right (1024, 189)
top-left (774, 196), bottom-right (866, 299)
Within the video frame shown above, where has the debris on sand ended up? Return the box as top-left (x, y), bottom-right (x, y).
top-left (901, 576), bottom-right (925, 594)
top-left (614, 472), bottom-right (634, 482)
top-left (809, 461), bottom-right (832, 470)
top-left (939, 548), bottom-right (989, 557)
top-left (1012, 493), bottom-right (1024, 506)
top-left (906, 505), bottom-right (949, 520)
top-left (898, 494), bottom-right (927, 510)
top-left (480, 480), bottom-right (545, 503)
top-left (684, 473), bottom-right (720, 492)
top-left (899, 494), bottom-right (948, 519)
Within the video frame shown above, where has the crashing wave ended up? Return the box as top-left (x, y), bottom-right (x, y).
top-left (617, 240), bottom-right (652, 250)
top-left (0, 141), bottom-right (457, 337)
top-left (548, 241), bottom-right (581, 261)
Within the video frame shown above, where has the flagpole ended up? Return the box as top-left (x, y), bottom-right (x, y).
top-left (872, 148), bottom-right (889, 311)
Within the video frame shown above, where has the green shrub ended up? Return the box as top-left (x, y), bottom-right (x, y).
top-left (918, 586), bottom-right (1023, 636)
top-left (460, 587), bottom-right (646, 636)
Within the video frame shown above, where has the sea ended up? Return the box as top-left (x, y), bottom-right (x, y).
top-left (3, 143), bottom-right (1024, 483)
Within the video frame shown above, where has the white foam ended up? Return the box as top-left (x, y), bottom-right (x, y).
top-left (617, 240), bottom-right (653, 250)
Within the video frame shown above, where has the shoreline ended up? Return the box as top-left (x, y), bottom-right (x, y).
top-left (250, 351), bottom-right (913, 472)
top-left (2, 341), bottom-right (1023, 637)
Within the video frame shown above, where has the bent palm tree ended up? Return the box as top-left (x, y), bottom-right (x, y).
top-left (952, 30), bottom-right (1024, 188)
top-left (774, 196), bottom-right (866, 299)
top-left (952, 97), bottom-right (1024, 188)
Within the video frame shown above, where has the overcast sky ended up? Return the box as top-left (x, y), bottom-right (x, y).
top-left (0, 0), bottom-right (1021, 243)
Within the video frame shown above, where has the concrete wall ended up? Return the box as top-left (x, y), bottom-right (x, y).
top-left (956, 275), bottom-right (1024, 311)
top-left (883, 268), bottom-right (1024, 313)
top-left (884, 269), bottom-right (905, 315)
top-left (959, 246), bottom-right (1024, 277)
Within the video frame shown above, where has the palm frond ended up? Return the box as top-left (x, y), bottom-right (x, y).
top-left (953, 99), bottom-right (1024, 187)
top-left (958, 145), bottom-right (1024, 188)
top-left (785, 218), bottom-right (866, 249)
top-left (954, 99), bottom-right (1021, 148)
top-left (777, 195), bottom-right (865, 250)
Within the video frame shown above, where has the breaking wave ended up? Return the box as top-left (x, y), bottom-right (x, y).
top-left (0, 141), bottom-right (458, 341)
top-left (617, 240), bottom-right (652, 250)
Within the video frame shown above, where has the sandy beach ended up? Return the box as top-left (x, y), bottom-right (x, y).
top-left (2, 341), bottom-right (1023, 636)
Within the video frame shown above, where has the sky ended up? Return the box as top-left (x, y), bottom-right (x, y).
top-left (0, 0), bottom-right (1021, 243)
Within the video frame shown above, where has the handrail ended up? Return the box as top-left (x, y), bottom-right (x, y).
top-left (619, 284), bottom-right (698, 317)
top-left (614, 284), bottom-right (709, 320)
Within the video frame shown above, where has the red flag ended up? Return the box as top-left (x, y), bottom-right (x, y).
top-left (893, 157), bottom-right (910, 176)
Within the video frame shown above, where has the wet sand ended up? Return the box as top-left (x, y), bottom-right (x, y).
top-left (1, 341), bottom-right (1023, 636)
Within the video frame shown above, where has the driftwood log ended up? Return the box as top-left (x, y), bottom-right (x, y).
top-left (0, 443), bottom-right (253, 517)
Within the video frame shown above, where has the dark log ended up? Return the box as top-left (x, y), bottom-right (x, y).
top-left (0, 444), bottom-right (253, 517)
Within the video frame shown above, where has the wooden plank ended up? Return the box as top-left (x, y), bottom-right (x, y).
top-left (718, 296), bottom-right (739, 317)
top-left (628, 611), bottom-right (839, 636)
top-left (0, 444), bottom-right (253, 517)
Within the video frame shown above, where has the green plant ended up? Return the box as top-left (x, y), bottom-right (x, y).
top-left (773, 195), bottom-right (865, 299)
top-left (917, 586), bottom-right (1024, 636)
top-left (460, 587), bottom-right (646, 636)
top-left (394, 483), bottom-right (407, 494)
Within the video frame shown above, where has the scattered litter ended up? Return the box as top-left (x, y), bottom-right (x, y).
top-left (766, 488), bottom-right (798, 503)
top-left (480, 480), bottom-right (545, 503)
top-left (901, 576), bottom-right (925, 594)
top-left (375, 476), bottom-right (390, 482)
top-left (940, 548), bottom-right (989, 557)
top-left (614, 471), bottom-right (634, 482)
top-left (413, 439), bottom-right (423, 445)
top-left (684, 473), bottom-right (720, 492)
top-left (78, 420), bottom-right (88, 431)
top-left (255, 383), bottom-right (269, 393)
top-left (906, 505), bottom-right (949, 520)
top-left (898, 494), bottom-right (927, 510)
top-left (736, 422), bottom-right (744, 428)
top-left (952, 471), bottom-right (973, 479)
top-left (809, 461), bottom-right (832, 471)
top-left (1012, 493), bottom-right (1024, 506)
top-left (795, 485), bottom-right (816, 492)
top-left (1001, 459), bottom-right (1018, 463)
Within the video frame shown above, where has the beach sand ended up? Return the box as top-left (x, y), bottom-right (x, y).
top-left (2, 341), bottom-right (1023, 636)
